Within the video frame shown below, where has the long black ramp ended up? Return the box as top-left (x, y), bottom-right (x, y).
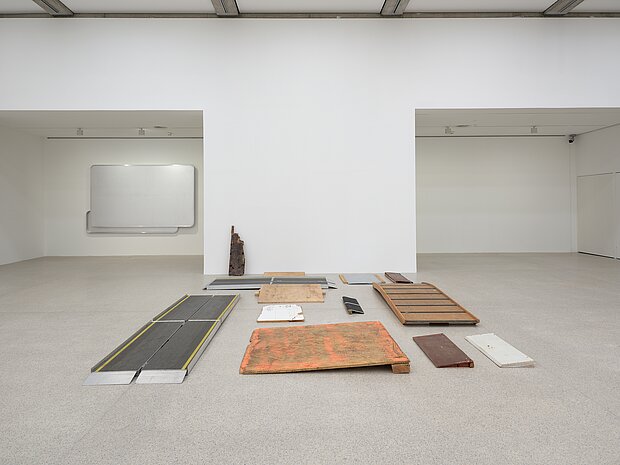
top-left (84, 321), bottom-right (183, 386)
top-left (152, 295), bottom-right (213, 322)
top-left (136, 321), bottom-right (219, 384)
top-left (188, 295), bottom-right (238, 322)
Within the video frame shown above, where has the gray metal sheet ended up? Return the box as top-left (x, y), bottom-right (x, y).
top-left (83, 371), bottom-right (136, 386)
top-left (205, 276), bottom-right (336, 290)
top-left (135, 369), bottom-right (187, 384)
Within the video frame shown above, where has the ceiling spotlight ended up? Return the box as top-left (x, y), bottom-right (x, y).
top-left (531, 126), bottom-right (538, 134)
top-left (76, 128), bottom-right (84, 136)
top-left (444, 126), bottom-right (454, 135)
top-left (138, 128), bottom-right (146, 136)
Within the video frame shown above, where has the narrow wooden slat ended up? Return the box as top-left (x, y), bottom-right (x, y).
top-left (389, 294), bottom-right (446, 300)
top-left (403, 313), bottom-right (477, 322)
top-left (391, 296), bottom-right (455, 303)
top-left (397, 305), bottom-right (462, 313)
top-left (387, 289), bottom-right (442, 295)
top-left (394, 300), bottom-right (456, 307)
top-left (381, 284), bottom-right (433, 289)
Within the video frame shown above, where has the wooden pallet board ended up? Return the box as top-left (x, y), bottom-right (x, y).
top-left (413, 333), bottom-right (474, 368)
top-left (257, 284), bottom-right (324, 303)
top-left (373, 282), bottom-right (479, 325)
top-left (384, 272), bottom-right (413, 284)
top-left (240, 321), bottom-right (410, 374)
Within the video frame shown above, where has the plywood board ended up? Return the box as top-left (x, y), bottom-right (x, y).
top-left (264, 271), bottom-right (306, 277)
top-left (373, 282), bottom-right (479, 325)
top-left (466, 333), bottom-right (534, 368)
top-left (413, 333), bottom-right (474, 368)
top-left (240, 321), bottom-right (410, 374)
top-left (257, 284), bottom-right (324, 303)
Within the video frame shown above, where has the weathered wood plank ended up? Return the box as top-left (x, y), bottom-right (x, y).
top-left (239, 321), bottom-right (410, 374)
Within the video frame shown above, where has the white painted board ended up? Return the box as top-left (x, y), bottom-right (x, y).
top-left (465, 333), bottom-right (534, 368)
top-left (89, 164), bottom-right (195, 228)
top-left (577, 174), bottom-right (615, 258)
top-left (257, 304), bottom-right (304, 322)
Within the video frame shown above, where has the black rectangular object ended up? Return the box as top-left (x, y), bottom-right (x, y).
top-left (153, 295), bottom-right (213, 322)
top-left (188, 295), bottom-right (237, 321)
top-left (141, 321), bottom-right (219, 371)
top-left (92, 321), bottom-right (182, 372)
top-left (342, 296), bottom-right (364, 314)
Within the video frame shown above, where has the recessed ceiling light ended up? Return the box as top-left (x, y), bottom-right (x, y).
top-left (153, 125), bottom-right (167, 129)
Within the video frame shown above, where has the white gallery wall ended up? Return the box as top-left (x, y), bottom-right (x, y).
top-left (44, 139), bottom-right (203, 256)
top-left (575, 125), bottom-right (620, 257)
top-left (0, 127), bottom-right (44, 265)
top-left (416, 136), bottom-right (572, 253)
top-left (0, 19), bottom-right (619, 272)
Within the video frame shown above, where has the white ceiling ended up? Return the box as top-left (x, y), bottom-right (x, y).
top-left (574, 0), bottom-right (620, 12)
top-left (0, 110), bottom-right (203, 138)
top-left (236, 0), bottom-right (383, 13)
top-left (63, 0), bottom-right (215, 14)
top-left (2, 0), bottom-right (619, 15)
top-left (416, 108), bottom-right (620, 137)
top-left (405, 0), bottom-right (553, 13)
top-left (1, 0), bottom-right (44, 14)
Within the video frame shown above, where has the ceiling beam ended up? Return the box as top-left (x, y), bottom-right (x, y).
top-left (544, 0), bottom-right (585, 16)
top-left (381, 0), bottom-right (410, 16)
top-left (211, 0), bottom-right (239, 17)
top-left (32, 0), bottom-right (73, 16)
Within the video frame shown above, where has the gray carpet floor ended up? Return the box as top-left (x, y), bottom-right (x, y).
top-left (0, 253), bottom-right (618, 464)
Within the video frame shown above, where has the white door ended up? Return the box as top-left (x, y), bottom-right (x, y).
top-left (577, 174), bottom-right (615, 258)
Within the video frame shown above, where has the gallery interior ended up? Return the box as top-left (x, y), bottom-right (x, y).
top-left (0, 1), bottom-right (619, 464)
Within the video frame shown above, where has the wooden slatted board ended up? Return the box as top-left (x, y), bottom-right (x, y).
top-left (240, 321), bottom-right (410, 374)
top-left (372, 282), bottom-right (479, 325)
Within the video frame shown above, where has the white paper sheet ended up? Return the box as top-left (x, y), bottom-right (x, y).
top-left (257, 304), bottom-right (304, 322)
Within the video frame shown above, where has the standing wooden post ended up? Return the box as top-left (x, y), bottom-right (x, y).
top-left (228, 226), bottom-right (245, 276)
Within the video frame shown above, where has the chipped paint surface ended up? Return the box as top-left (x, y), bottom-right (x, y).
top-left (240, 321), bottom-right (409, 374)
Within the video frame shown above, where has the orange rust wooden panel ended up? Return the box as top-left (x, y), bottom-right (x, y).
top-left (239, 321), bottom-right (410, 374)
top-left (373, 282), bottom-right (479, 325)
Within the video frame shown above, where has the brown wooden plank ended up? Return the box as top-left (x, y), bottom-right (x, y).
top-left (384, 272), bottom-right (413, 284)
top-left (381, 284), bottom-right (434, 289)
top-left (403, 313), bottom-right (477, 322)
top-left (257, 284), bottom-right (324, 303)
top-left (397, 305), bottom-right (461, 313)
top-left (387, 289), bottom-right (442, 295)
top-left (389, 294), bottom-right (446, 300)
top-left (393, 300), bottom-right (456, 306)
top-left (413, 333), bottom-right (474, 368)
top-left (383, 289), bottom-right (438, 295)
top-left (239, 321), bottom-right (410, 374)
